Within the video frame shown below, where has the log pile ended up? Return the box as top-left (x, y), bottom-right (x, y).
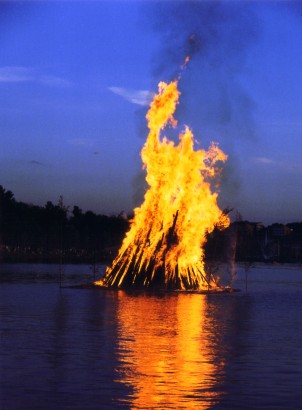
top-left (102, 210), bottom-right (218, 290)
top-left (96, 79), bottom-right (230, 291)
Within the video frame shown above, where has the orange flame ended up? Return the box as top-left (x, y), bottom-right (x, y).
top-left (96, 79), bottom-right (229, 290)
top-left (180, 55), bottom-right (190, 71)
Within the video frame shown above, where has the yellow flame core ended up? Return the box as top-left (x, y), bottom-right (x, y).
top-left (97, 80), bottom-right (230, 290)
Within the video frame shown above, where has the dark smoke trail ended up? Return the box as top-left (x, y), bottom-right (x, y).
top-left (148, 0), bottom-right (259, 133)
top-left (141, 0), bottom-right (261, 215)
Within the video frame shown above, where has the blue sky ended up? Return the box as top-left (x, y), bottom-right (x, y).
top-left (1, 0), bottom-right (301, 225)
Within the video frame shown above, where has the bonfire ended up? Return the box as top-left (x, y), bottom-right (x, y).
top-left (95, 78), bottom-right (230, 290)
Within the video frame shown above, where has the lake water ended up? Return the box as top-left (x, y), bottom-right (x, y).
top-left (1, 263), bottom-right (302, 409)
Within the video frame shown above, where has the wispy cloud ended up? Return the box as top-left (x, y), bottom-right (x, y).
top-left (0, 66), bottom-right (33, 82)
top-left (253, 156), bottom-right (275, 165)
top-left (108, 86), bottom-right (154, 106)
top-left (38, 75), bottom-right (71, 87)
top-left (0, 66), bottom-right (70, 87)
top-left (252, 156), bottom-right (302, 172)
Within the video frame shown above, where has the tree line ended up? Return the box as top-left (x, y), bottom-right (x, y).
top-left (0, 186), bottom-right (128, 263)
top-left (1, 185), bottom-right (301, 264)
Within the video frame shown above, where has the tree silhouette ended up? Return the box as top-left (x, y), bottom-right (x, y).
top-left (0, 185), bottom-right (301, 263)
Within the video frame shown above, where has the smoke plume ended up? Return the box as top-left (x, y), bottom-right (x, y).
top-left (149, 0), bottom-right (258, 133)
top-left (139, 0), bottom-right (261, 214)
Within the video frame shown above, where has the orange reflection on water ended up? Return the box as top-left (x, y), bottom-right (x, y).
top-left (115, 292), bottom-right (223, 409)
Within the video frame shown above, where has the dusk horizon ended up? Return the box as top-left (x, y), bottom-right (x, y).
top-left (1, 3), bottom-right (302, 406)
top-left (1, 1), bottom-right (301, 226)
top-left (1, 183), bottom-right (301, 229)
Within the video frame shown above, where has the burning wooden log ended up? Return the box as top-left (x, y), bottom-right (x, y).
top-left (103, 212), bottom-right (177, 289)
top-left (101, 210), bottom-right (222, 290)
top-left (94, 78), bottom-right (230, 291)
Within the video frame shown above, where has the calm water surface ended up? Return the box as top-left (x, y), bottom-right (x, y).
top-left (1, 263), bottom-right (302, 409)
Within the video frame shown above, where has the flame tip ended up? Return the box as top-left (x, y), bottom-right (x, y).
top-left (103, 77), bottom-right (229, 290)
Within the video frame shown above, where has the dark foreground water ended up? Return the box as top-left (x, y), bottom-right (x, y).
top-left (1, 263), bottom-right (302, 409)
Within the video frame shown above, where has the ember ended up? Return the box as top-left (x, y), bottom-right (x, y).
top-left (95, 77), bottom-right (230, 290)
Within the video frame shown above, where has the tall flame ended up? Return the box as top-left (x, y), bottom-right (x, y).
top-left (96, 79), bottom-right (230, 290)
